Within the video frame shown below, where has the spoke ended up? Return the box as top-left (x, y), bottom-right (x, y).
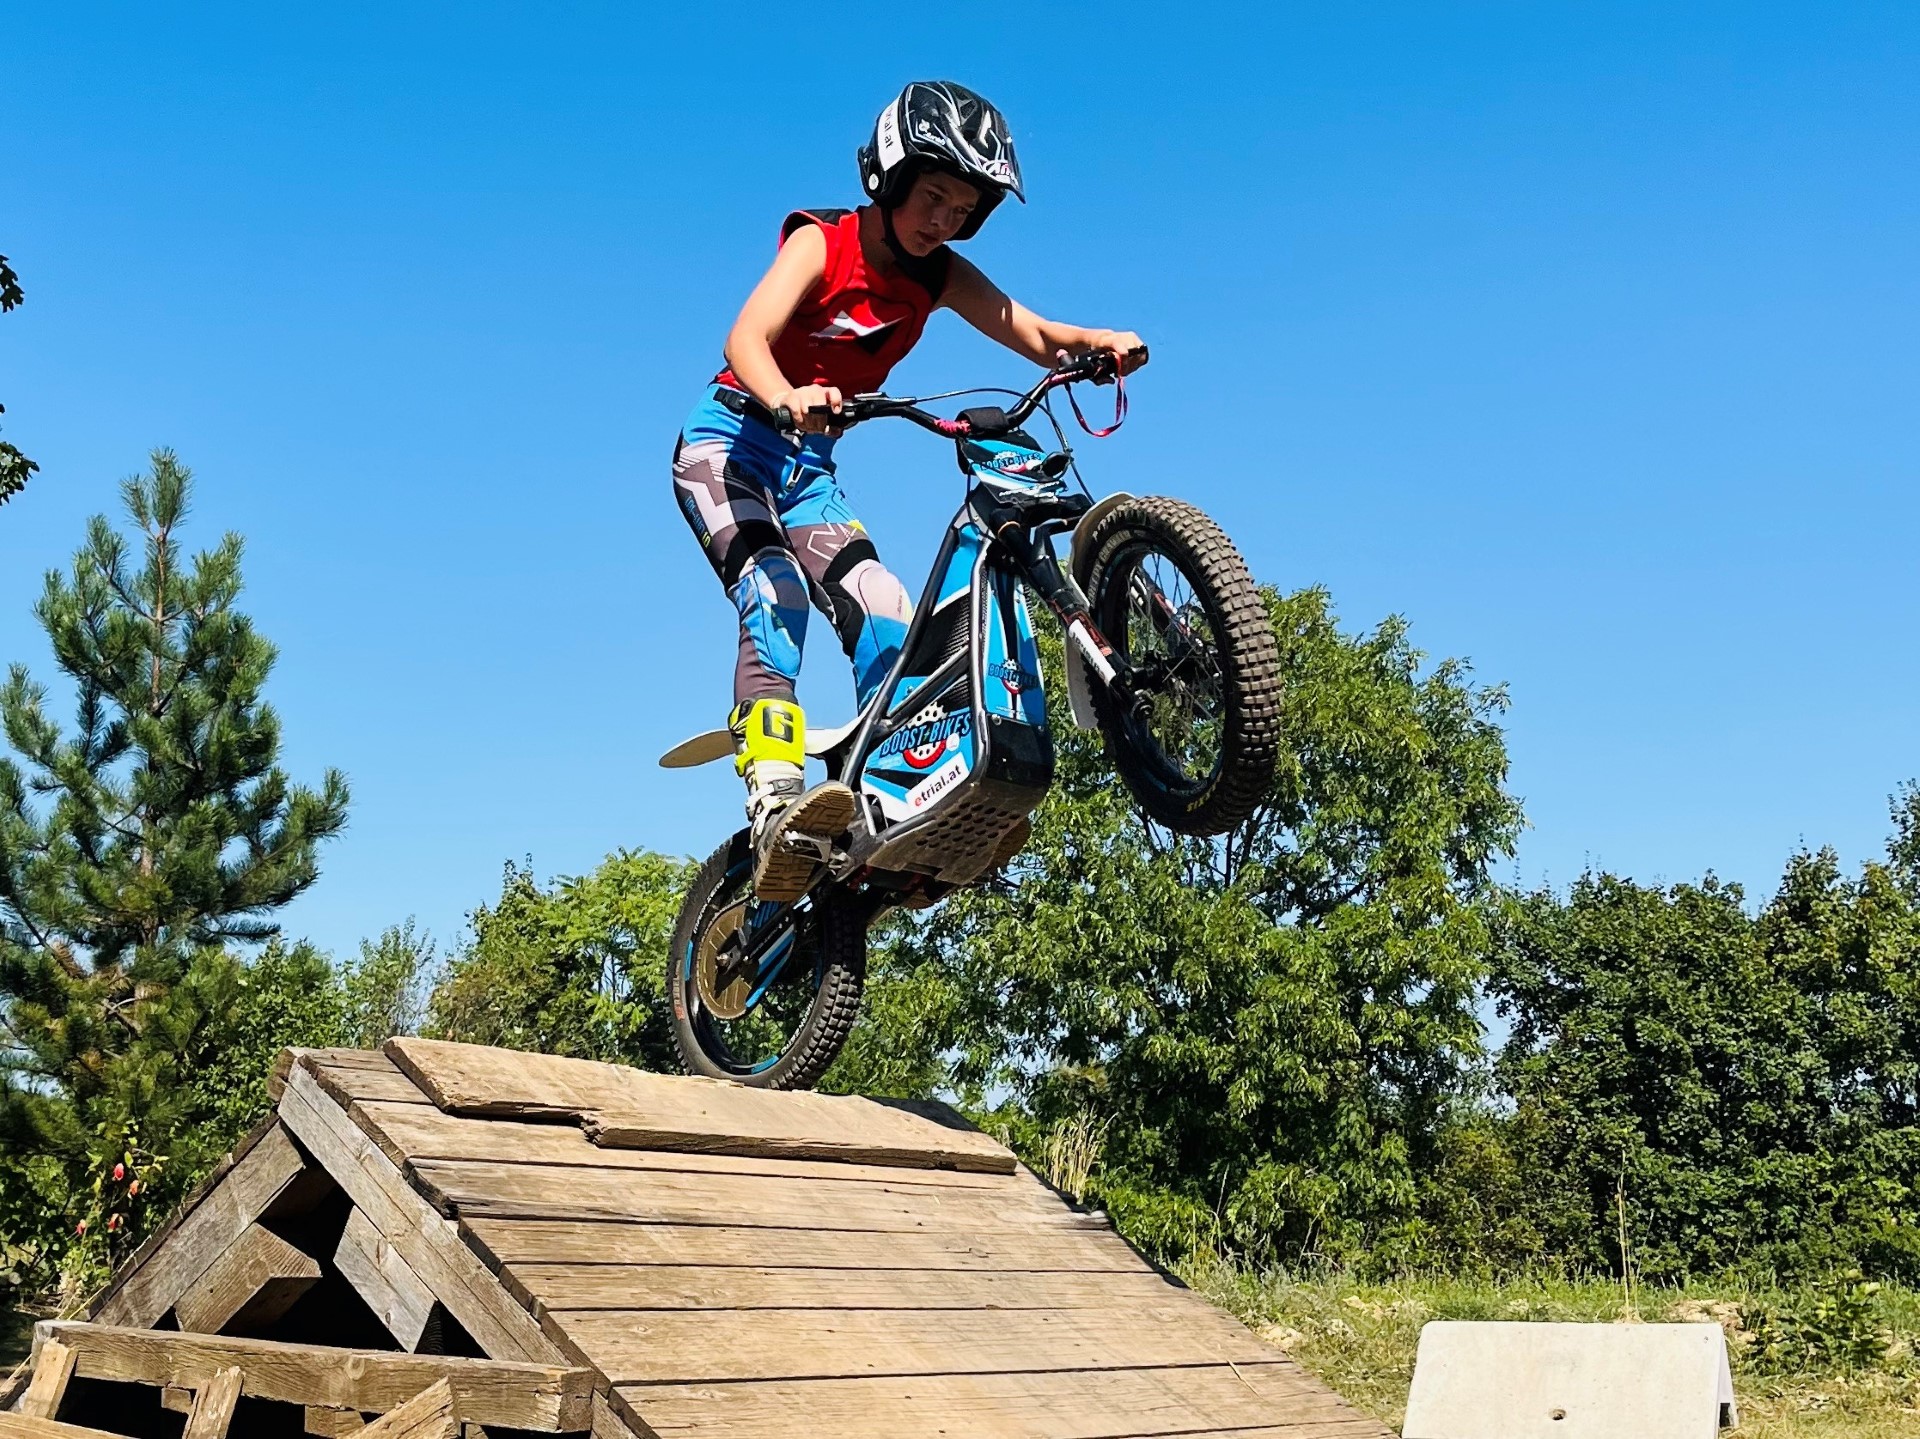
top-left (1116, 547), bottom-right (1226, 790)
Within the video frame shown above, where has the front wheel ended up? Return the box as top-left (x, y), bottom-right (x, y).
top-left (668, 831), bottom-right (866, 1090)
top-left (1080, 496), bottom-right (1282, 835)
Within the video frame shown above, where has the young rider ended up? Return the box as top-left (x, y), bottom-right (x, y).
top-left (674, 80), bottom-right (1147, 901)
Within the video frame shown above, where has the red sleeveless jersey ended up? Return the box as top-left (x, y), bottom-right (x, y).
top-left (715, 209), bottom-right (948, 398)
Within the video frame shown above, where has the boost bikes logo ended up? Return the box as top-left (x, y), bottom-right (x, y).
top-left (874, 711), bottom-right (971, 771)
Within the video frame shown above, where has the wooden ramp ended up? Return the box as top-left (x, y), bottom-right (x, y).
top-left (18, 1040), bottom-right (1387, 1438)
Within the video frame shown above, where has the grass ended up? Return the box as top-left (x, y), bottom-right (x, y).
top-left (1179, 1261), bottom-right (1920, 1438)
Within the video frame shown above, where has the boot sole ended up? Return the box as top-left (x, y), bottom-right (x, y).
top-left (754, 784), bottom-right (858, 902)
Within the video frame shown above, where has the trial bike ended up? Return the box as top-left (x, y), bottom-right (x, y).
top-left (659, 351), bottom-right (1281, 1088)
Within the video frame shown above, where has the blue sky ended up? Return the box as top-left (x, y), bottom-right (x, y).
top-left (3, 3), bottom-right (1916, 963)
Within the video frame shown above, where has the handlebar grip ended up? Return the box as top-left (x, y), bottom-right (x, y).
top-left (769, 402), bottom-right (860, 431)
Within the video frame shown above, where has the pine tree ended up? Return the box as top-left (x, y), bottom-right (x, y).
top-left (0, 451), bottom-right (348, 1276)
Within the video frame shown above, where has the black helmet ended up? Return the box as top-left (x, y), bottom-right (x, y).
top-left (857, 81), bottom-right (1024, 241)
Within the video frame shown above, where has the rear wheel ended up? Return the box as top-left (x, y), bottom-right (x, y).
top-left (1081, 496), bottom-right (1282, 835)
top-left (668, 831), bottom-right (866, 1090)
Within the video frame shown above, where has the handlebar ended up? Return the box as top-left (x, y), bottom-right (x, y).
top-left (767, 345), bottom-right (1146, 438)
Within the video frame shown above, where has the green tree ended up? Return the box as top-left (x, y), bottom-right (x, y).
top-left (0, 254), bottom-right (32, 505)
top-left (428, 851), bottom-right (690, 1067)
top-left (0, 451), bottom-right (349, 1280)
top-left (341, 920), bottom-right (434, 1049)
top-left (1489, 801), bottom-right (1920, 1281)
top-left (873, 587), bottom-right (1522, 1266)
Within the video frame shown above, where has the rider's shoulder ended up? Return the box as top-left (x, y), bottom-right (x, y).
top-left (780, 209), bottom-right (857, 242)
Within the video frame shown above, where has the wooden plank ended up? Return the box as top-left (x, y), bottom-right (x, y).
top-left (174, 1223), bottom-right (323, 1334)
top-left (38, 1323), bottom-right (593, 1432)
top-left (585, 1108), bottom-right (1012, 1175)
top-left (618, 1362), bottom-right (1388, 1439)
top-left (182, 1365), bottom-right (244, 1439)
top-left (270, 1046), bottom-right (410, 1100)
top-left (305, 1407), bottom-right (367, 1436)
top-left (0, 1416), bottom-right (143, 1439)
top-left (358, 1379), bottom-right (456, 1439)
top-left (315, 1067), bottom-right (438, 1109)
top-left (383, 1040), bottom-right (610, 1118)
top-left (385, 1038), bottom-right (1014, 1174)
top-left (276, 1062), bottom-right (564, 1364)
top-left (355, 1101), bottom-right (1018, 1192)
top-left (409, 1160), bottom-right (1091, 1233)
top-left (16, 1340), bottom-right (74, 1419)
top-left (462, 1217), bottom-right (1151, 1273)
top-left (163, 1385), bottom-right (195, 1413)
top-left (567, 1305), bottom-right (1274, 1385)
top-left (334, 1206), bottom-right (438, 1351)
top-left (94, 1124), bottom-right (311, 1327)
top-left (1144, 1421), bottom-right (1390, 1429)
top-left (518, 1263), bottom-right (1187, 1313)
top-left (587, 1392), bottom-right (638, 1439)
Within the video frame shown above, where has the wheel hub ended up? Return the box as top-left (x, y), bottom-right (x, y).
top-left (695, 898), bottom-right (756, 1019)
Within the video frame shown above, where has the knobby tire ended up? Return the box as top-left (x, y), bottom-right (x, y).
top-left (1081, 496), bottom-right (1282, 835)
top-left (668, 830), bottom-right (866, 1091)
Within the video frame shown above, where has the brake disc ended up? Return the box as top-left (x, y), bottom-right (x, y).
top-left (695, 898), bottom-right (755, 1020)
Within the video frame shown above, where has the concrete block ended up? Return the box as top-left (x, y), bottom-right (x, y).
top-left (1402, 1320), bottom-right (1736, 1439)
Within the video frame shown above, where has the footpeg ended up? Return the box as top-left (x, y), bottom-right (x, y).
top-left (780, 830), bottom-right (838, 864)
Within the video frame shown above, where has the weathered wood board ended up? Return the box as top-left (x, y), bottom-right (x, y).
top-left (384, 1037), bottom-right (1014, 1173)
top-left (408, 1157), bottom-right (1091, 1230)
top-left (356, 1378), bottom-right (456, 1439)
top-left (513, 1262), bottom-right (1184, 1313)
top-left (354, 1100), bottom-right (1015, 1190)
top-left (94, 1124), bottom-right (314, 1328)
top-left (333, 1206), bottom-right (439, 1352)
top-left (461, 1216), bottom-right (1152, 1272)
top-left (35, 1323), bottom-right (594, 1430)
top-left (181, 1365), bottom-right (243, 1439)
top-left (0, 1415), bottom-right (144, 1439)
top-left (174, 1223), bottom-right (322, 1334)
top-left (620, 1363), bottom-right (1376, 1439)
top-left (15, 1339), bottom-right (75, 1420)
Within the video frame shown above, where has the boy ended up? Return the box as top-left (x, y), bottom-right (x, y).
top-left (673, 80), bottom-right (1147, 900)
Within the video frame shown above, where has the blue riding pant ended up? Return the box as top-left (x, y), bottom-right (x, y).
top-left (672, 387), bottom-right (912, 711)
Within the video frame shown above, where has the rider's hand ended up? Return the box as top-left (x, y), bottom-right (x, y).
top-left (776, 384), bottom-right (844, 434)
top-left (1090, 331), bottom-right (1148, 375)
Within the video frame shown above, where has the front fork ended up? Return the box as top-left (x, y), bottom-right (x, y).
top-left (988, 515), bottom-right (1132, 695)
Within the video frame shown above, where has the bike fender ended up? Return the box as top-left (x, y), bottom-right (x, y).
top-left (1064, 491), bottom-right (1136, 730)
top-left (659, 728), bottom-right (735, 768)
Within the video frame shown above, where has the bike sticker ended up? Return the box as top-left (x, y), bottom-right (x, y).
top-left (862, 706), bottom-right (976, 820)
top-left (907, 752), bottom-right (970, 812)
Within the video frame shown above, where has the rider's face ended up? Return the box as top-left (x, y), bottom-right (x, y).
top-left (891, 172), bottom-right (981, 254)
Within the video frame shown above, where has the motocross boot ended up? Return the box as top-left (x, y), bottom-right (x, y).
top-left (730, 698), bottom-right (857, 902)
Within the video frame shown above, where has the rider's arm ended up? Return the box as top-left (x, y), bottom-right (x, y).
top-left (723, 226), bottom-right (844, 430)
top-left (942, 255), bottom-right (1148, 372)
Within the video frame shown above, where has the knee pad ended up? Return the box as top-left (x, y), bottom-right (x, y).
top-left (731, 548), bottom-right (809, 687)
